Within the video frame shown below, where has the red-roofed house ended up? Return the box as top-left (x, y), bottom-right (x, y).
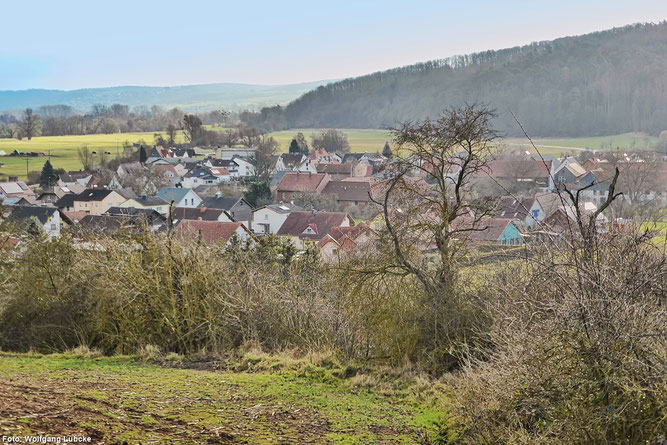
top-left (175, 220), bottom-right (254, 245)
top-left (275, 172), bottom-right (331, 201)
top-left (276, 210), bottom-right (353, 249)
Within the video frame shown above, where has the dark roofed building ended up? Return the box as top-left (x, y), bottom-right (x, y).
top-left (171, 206), bottom-right (234, 223)
top-left (199, 194), bottom-right (252, 224)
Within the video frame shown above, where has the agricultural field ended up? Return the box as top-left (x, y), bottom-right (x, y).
top-left (268, 129), bottom-right (393, 153)
top-left (504, 132), bottom-right (659, 156)
top-left (0, 352), bottom-right (450, 444)
top-left (0, 132), bottom-right (183, 180)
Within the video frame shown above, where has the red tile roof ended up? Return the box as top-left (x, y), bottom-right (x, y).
top-left (176, 220), bottom-right (245, 243)
top-left (276, 172), bottom-right (329, 193)
top-left (277, 211), bottom-right (351, 241)
top-left (322, 180), bottom-right (372, 202)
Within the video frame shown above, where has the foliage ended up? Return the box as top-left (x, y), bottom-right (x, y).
top-left (252, 23), bottom-right (667, 137)
top-left (38, 160), bottom-right (58, 189)
top-left (311, 129), bottom-right (350, 153)
top-left (243, 181), bottom-right (272, 208)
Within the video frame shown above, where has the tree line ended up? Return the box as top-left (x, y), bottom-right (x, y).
top-left (242, 22), bottom-right (667, 137)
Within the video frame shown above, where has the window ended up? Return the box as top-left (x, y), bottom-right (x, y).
top-left (264, 214), bottom-right (268, 220)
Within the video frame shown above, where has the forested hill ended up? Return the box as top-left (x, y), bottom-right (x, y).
top-left (0, 80), bottom-right (333, 113)
top-left (271, 23), bottom-right (667, 137)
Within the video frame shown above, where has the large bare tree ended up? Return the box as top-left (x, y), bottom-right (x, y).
top-left (17, 108), bottom-right (41, 140)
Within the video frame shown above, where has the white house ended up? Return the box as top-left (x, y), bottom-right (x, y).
top-left (252, 203), bottom-right (303, 234)
top-left (156, 187), bottom-right (202, 208)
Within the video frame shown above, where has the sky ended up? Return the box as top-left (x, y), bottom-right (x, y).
top-left (1, 0), bottom-right (666, 91)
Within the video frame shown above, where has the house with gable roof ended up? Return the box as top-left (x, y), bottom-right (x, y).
top-left (276, 210), bottom-right (353, 249)
top-left (156, 187), bottom-right (202, 208)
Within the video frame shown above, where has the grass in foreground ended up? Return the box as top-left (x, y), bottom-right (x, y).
top-left (0, 352), bottom-right (450, 444)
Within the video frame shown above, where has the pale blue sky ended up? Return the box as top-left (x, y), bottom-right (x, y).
top-left (1, 0), bottom-right (665, 90)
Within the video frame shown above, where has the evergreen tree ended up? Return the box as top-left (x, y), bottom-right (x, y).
top-left (382, 141), bottom-right (393, 158)
top-left (139, 145), bottom-right (147, 163)
top-left (243, 181), bottom-right (272, 208)
top-left (39, 160), bottom-right (58, 189)
top-left (289, 138), bottom-right (301, 154)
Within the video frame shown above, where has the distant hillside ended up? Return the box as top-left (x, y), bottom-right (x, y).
top-left (0, 80), bottom-right (334, 113)
top-left (268, 23), bottom-right (667, 137)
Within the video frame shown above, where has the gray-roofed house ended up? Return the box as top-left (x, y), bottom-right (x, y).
top-left (199, 193), bottom-right (253, 226)
top-left (6, 205), bottom-right (67, 238)
top-left (156, 187), bottom-right (202, 208)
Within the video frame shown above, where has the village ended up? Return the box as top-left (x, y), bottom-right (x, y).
top-left (1, 138), bottom-right (665, 261)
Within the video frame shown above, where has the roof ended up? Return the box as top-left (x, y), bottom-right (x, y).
top-left (156, 187), bottom-right (197, 203)
top-left (0, 181), bottom-right (31, 197)
top-left (75, 189), bottom-right (115, 202)
top-left (276, 172), bottom-right (328, 193)
top-left (322, 180), bottom-right (372, 202)
top-left (171, 207), bottom-right (232, 222)
top-left (279, 153), bottom-right (306, 169)
top-left (485, 158), bottom-right (552, 179)
top-left (277, 211), bottom-right (351, 241)
top-left (105, 207), bottom-right (166, 223)
top-left (316, 163), bottom-right (353, 175)
top-left (255, 203), bottom-right (304, 214)
top-left (8, 206), bottom-right (58, 225)
top-left (62, 210), bottom-right (88, 223)
top-left (495, 196), bottom-right (537, 220)
top-left (465, 218), bottom-right (515, 242)
top-left (200, 195), bottom-right (247, 211)
top-left (55, 194), bottom-right (77, 209)
top-left (130, 196), bottom-right (169, 206)
top-left (176, 220), bottom-right (246, 243)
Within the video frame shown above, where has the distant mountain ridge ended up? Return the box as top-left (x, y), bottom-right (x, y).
top-left (0, 80), bottom-right (335, 113)
top-left (264, 22), bottom-right (667, 137)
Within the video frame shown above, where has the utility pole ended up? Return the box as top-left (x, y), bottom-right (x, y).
top-left (25, 158), bottom-right (29, 177)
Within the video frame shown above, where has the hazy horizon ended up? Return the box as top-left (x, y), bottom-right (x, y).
top-left (1, 0), bottom-right (666, 91)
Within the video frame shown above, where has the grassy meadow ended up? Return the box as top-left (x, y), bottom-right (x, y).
top-left (0, 129), bottom-right (658, 180)
top-left (0, 352), bottom-right (450, 444)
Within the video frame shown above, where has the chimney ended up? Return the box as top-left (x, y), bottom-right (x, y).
top-left (311, 206), bottom-right (315, 218)
top-left (215, 191), bottom-right (222, 198)
top-left (200, 206), bottom-right (206, 212)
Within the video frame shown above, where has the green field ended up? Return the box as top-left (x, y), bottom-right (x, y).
top-left (0, 132), bottom-right (184, 180)
top-left (268, 129), bottom-right (393, 153)
top-left (1, 130), bottom-right (658, 180)
top-left (505, 132), bottom-right (659, 156)
top-left (0, 352), bottom-right (449, 443)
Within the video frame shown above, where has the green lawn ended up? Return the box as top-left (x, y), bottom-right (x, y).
top-left (0, 352), bottom-right (450, 444)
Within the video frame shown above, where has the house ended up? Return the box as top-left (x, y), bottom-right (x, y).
top-left (0, 181), bottom-right (34, 202)
top-left (232, 157), bottom-right (256, 178)
top-left (156, 187), bottom-right (202, 208)
top-left (495, 196), bottom-right (544, 228)
top-left (181, 167), bottom-right (219, 188)
top-left (463, 218), bottom-right (523, 245)
top-left (54, 193), bottom-right (78, 212)
top-left (73, 189), bottom-right (126, 215)
top-left (321, 180), bottom-right (374, 207)
top-left (105, 207), bottom-right (168, 232)
top-left (274, 153), bottom-right (306, 172)
top-left (6, 206), bottom-right (67, 238)
top-left (485, 156), bottom-right (554, 191)
top-left (276, 211), bottom-right (353, 249)
top-left (206, 159), bottom-right (240, 177)
top-left (119, 196), bottom-right (170, 215)
top-left (318, 223), bottom-right (374, 263)
top-left (316, 163), bottom-right (354, 180)
top-left (58, 171), bottom-right (95, 188)
top-left (275, 172), bottom-right (331, 201)
top-left (175, 220), bottom-right (254, 245)
top-left (171, 206), bottom-right (234, 223)
top-left (35, 185), bottom-right (85, 207)
top-left (199, 194), bottom-right (253, 226)
top-left (252, 203), bottom-right (303, 234)
top-left (216, 147), bottom-right (257, 160)
top-left (116, 162), bottom-right (144, 178)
